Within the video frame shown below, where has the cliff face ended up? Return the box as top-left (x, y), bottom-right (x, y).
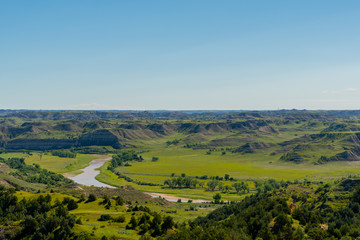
top-left (3, 130), bottom-right (123, 150)
top-left (4, 139), bottom-right (76, 150)
top-left (0, 127), bottom-right (124, 150)
top-left (0, 118), bottom-right (279, 151)
top-left (78, 129), bottom-right (121, 149)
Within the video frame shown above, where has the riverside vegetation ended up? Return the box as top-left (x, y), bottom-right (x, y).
top-left (2, 110), bottom-right (360, 239)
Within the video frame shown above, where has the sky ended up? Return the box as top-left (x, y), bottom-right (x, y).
top-left (1, 1), bottom-right (360, 110)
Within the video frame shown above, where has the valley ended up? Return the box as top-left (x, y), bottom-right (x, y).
top-left (2, 110), bottom-right (360, 239)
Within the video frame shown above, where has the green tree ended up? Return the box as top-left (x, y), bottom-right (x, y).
top-left (207, 180), bottom-right (219, 191)
top-left (127, 216), bottom-right (138, 230)
top-left (213, 193), bottom-right (222, 204)
top-left (86, 194), bottom-right (97, 203)
top-left (161, 216), bottom-right (174, 233)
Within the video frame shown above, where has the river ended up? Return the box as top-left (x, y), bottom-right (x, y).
top-left (67, 156), bottom-right (115, 188)
top-left (66, 156), bottom-right (209, 202)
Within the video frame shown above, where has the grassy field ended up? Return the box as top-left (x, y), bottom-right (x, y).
top-left (125, 146), bottom-right (360, 180)
top-left (3, 119), bottom-right (360, 203)
top-left (0, 152), bottom-right (99, 175)
top-left (95, 129), bottom-right (360, 201)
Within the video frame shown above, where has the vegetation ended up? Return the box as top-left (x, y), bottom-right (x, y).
top-left (51, 149), bottom-right (77, 158)
top-left (162, 178), bottom-right (360, 240)
top-left (3, 110), bottom-right (360, 238)
top-left (164, 176), bottom-right (199, 189)
top-left (0, 157), bottom-right (73, 187)
top-left (0, 186), bottom-right (76, 239)
top-left (108, 151), bottom-right (143, 171)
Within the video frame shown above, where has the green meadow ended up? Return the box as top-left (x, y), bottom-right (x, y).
top-left (0, 152), bottom-right (98, 174)
top-left (95, 124), bottom-right (360, 201)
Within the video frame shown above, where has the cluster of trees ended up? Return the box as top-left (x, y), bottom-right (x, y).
top-left (108, 151), bottom-right (143, 170)
top-left (207, 180), bottom-right (249, 194)
top-left (0, 157), bottom-right (73, 187)
top-left (164, 173), bottom-right (240, 191)
top-left (94, 201), bottom-right (175, 238)
top-left (164, 175), bottom-right (249, 194)
top-left (98, 214), bottom-right (125, 222)
top-left (126, 210), bottom-right (175, 237)
top-left (255, 179), bottom-right (287, 193)
top-left (194, 174), bottom-right (234, 181)
top-left (164, 176), bottom-right (199, 189)
top-left (206, 180), bottom-right (242, 192)
top-left (51, 150), bottom-right (77, 158)
top-left (0, 186), bottom-right (77, 239)
top-left (232, 181), bottom-right (250, 194)
top-left (162, 179), bottom-right (360, 240)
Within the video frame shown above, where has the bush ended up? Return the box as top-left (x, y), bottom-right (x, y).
top-left (67, 199), bottom-right (79, 210)
top-left (86, 194), bottom-right (97, 203)
top-left (113, 215), bottom-right (125, 223)
top-left (98, 214), bottom-right (112, 221)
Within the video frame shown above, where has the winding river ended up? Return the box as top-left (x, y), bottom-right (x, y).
top-left (67, 156), bottom-right (115, 188)
top-left (66, 155), bottom-right (209, 202)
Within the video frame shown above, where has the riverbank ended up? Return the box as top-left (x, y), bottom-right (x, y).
top-left (145, 192), bottom-right (209, 203)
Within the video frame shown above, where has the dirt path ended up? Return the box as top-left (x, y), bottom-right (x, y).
top-left (145, 192), bottom-right (210, 203)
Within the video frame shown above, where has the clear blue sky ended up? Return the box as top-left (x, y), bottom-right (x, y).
top-left (1, 1), bottom-right (360, 110)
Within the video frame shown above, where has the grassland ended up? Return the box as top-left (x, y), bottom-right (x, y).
top-left (94, 121), bottom-right (360, 201)
top-left (0, 152), bottom-right (98, 175)
top-left (3, 115), bottom-right (360, 208)
top-left (3, 112), bottom-right (360, 239)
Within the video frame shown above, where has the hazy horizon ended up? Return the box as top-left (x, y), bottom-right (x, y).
top-left (2, 108), bottom-right (360, 112)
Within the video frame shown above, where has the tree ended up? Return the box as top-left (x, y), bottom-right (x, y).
top-left (222, 185), bottom-right (232, 193)
top-left (150, 213), bottom-right (162, 236)
top-left (55, 204), bottom-right (68, 218)
top-left (233, 183), bottom-right (242, 193)
top-left (224, 174), bottom-right (230, 181)
top-left (213, 193), bottom-right (222, 204)
top-left (98, 214), bottom-right (112, 221)
top-left (115, 196), bottom-right (124, 206)
top-left (22, 216), bottom-right (38, 235)
top-left (86, 194), bottom-right (97, 203)
top-left (273, 213), bottom-right (292, 234)
top-left (207, 180), bottom-right (219, 191)
top-left (126, 216), bottom-right (138, 230)
top-left (233, 182), bottom-right (249, 194)
top-left (161, 216), bottom-right (174, 233)
top-left (67, 199), bottom-right (78, 210)
top-left (218, 181), bottom-right (224, 191)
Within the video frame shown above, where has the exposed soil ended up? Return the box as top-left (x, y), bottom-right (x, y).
top-left (145, 192), bottom-right (209, 203)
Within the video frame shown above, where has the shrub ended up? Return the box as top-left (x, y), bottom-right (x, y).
top-left (98, 214), bottom-right (112, 221)
top-left (113, 215), bottom-right (125, 223)
top-left (86, 194), bottom-right (97, 203)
